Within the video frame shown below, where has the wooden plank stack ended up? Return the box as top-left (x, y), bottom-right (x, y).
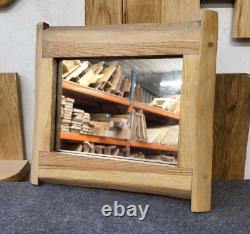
top-left (61, 140), bottom-right (177, 166)
top-left (130, 110), bottom-right (148, 142)
top-left (88, 114), bottom-right (130, 139)
top-left (147, 125), bottom-right (179, 146)
top-left (149, 95), bottom-right (181, 114)
top-left (130, 153), bottom-right (177, 165)
top-left (161, 155), bottom-right (177, 165)
top-left (63, 60), bottom-right (131, 98)
top-left (61, 96), bottom-right (74, 132)
top-left (61, 141), bottom-right (128, 157)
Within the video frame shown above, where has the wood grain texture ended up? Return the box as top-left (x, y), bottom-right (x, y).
top-left (85, 0), bottom-right (122, 26)
top-left (179, 55), bottom-right (200, 169)
top-left (0, 73), bottom-right (25, 161)
top-left (0, 0), bottom-right (13, 8)
top-left (39, 151), bottom-right (192, 198)
top-left (123, 0), bottom-right (200, 24)
top-left (191, 11), bottom-right (218, 212)
top-left (42, 22), bottom-right (200, 58)
top-left (0, 160), bottom-right (29, 182)
top-left (123, 0), bottom-right (162, 23)
top-left (31, 23), bottom-right (57, 185)
top-left (233, 0), bottom-right (250, 38)
top-left (161, 0), bottom-right (200, 24)
top-left (179, 11), bottom-right (218, 212)
top-left (213, 74), bottom-right (250, 180)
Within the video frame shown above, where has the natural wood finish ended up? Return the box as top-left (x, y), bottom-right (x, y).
top-left (213, 74), bottom-right (250, 180)
top-left (179, 55), bottom-right (200, 169)
top-left (123, 0), bottom-right (162, 23)
top-left (161, 0), bottom-right (200, 24)
top-left (63, 81), bottom-right (130, 106)
top-left (191, 11), bottom-right (218, 212)
top-left (39, 151), bottom-right (192, 198)
top-left (0, 73), bottom-right (25, 161)
top-left (34, 5), bottom-right (217, 212)
top-left (86, 0), bottom-right (200, 26)
top-left (0, 160), bottom-right (29, 182)
top-left (85, 0), bottom-right (123, 26)
top-left (42, 22), bottom-right (201, 58)
top-left (123, 0), bottom-right (200, 24)
top-left (0, 0), bottom-right (13, 8)
top-left (233, 0), bottom-right (250, 38)
top-left (31, 23), bottom-right (57, 185)
top-left (179, 11), bottom-right (218, 212)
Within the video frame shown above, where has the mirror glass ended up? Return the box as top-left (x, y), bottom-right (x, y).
top-left (57, 58), bottom-right (183, 167)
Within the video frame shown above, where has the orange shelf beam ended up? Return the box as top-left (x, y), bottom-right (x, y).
top-left (61, 132), bottom-right (129, 147)
top-left (130, 140), bottom-right (178, 152)
top-left (61, 132), bottom-right (178, 152)
top-left (62, 81), bottom-right (130, 106)
top-left (133, 102), bottom-right (180, 120)
top-left (62, 81), bottom-right (179, 121)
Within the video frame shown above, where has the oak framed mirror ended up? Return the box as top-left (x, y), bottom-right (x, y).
top-left (31, 10), bottom-right (218, 212)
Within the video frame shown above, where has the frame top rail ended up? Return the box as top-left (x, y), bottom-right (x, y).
top-left (42, 21), bottom-right (201, 58)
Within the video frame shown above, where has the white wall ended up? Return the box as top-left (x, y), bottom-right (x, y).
top-left (0, 1), bottom-right (249, 178)
top-left (0, 0), bottom-right (84, 162)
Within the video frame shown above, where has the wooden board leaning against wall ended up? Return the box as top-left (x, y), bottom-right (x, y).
top-left (213, 74), bottom-right (250, 180)
top-left (0, 73), bottom-right (28, 182)
top-left (86, 0), bottom-right (200, 25)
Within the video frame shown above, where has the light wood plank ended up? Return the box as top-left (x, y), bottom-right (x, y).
top-left (39, 151), bottom-right (192, 199)
top-left (0, 73), bottom-right (25, 161)
top-left (179, 11), bottom-right (218, 212)
top-left (161, 0), bottom-right (200, 24)
top-left (31, 23), bottom-right (57, 185)
top-left (213, 74), bottom-right (250, 180)
top-left (0, 160), bottom-right (29, 182)
top-left (123, 0), bottom-right (162, 23)
top-left (191, 11), bottom-right (218, 212)
top-left (123, 0), bottom-right (200, 24)
top-left (179, 55), bottom-right (200, 169)
top-left (85, 0), bottom-right (123, 26)
top-left (42, 22), bottom-right (201, 58)
top-left (233, 0), bottom-right (250, 38)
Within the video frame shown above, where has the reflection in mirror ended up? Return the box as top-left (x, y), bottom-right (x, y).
top-left (57, 58), bottom-right (183, 167)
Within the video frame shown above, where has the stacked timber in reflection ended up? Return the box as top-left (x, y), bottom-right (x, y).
top-left (61, 96), bottom-right (74, 132)
top-left (130, 110), bottom-right (148, 142)
top-left (90, 114), bottom-right (130, 140)
top-left (60, 97), bottom-right (130, 140)
top-left (61, 141), bottom-right (177, 166)
top-left (150, 95), bottom-right (181, 114)
top-left (61, 141), bottom-right (128, 156)
top-left (61, 96), bottom-right (92, 135)
top-left (63, 60), bottom-right (131, 98)
top-left (70, 109), bottom-right (92, 135)
top-left (147, 125), bottom-right (179, 146)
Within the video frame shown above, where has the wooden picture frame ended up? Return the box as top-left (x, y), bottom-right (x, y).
top-left (31, 10), bottom-right (218, 212)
